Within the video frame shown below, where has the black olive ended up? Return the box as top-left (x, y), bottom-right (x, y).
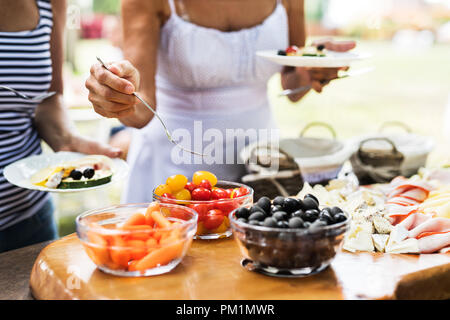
top-left (291, 209), bottom-right (305, 219)
top-left (319, 210), bottom-right (335, 225)
top-left (256, 197), bottom-right (271, 214)
top-left (83, 168), bottom-right (95, 179)
top-left (69, 169), bottom-right (82, 180)
top-left (303, 197), bottom-right (319, 211)
top-left (316, 44), bottom-right (325, 51)
top-left (304, 193), bottom-right (319, 205)
top-left (237, 218), bottom-right (248, 224)
top-left (276, 220), bottom-right (289, 228)
top-left (270, 205), bottom-right (283, 214)
top-left (334, 213), bottom-right (347, 223)
top-left (249, 205), bottom-right (265, 214)
top-left (272, 211), bottom-right (288, 221)
top-left (330, 206), bottom-right (344, 216)
top-left (273, 196), bottom-right (285, 206)
top-left (263, 217), bottom-right (278, 228)
top-left (310, 219), bottom-right (327, 231)
top-left (303, 222), bottom-right (311, 228)
top-left (248, 220), bottom-right (261, 226)
top-left (277, 50), bottom-right (287, 56)
top-left (248, 211), bottom-right (266, 222)
top-left (288, 217), bottom-right (304, 228)
top-left (304, 209), bottom-right (319, 222)
top-left (235, 207), bottom-right (250, 219)
top-left (282, 198), bottom-right (300, 213)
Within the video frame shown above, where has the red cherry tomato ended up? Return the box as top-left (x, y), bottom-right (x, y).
top-left (203, 209), bottom-right (225, 230)
top-left (191, 187), bottom-right (212, 201)
top-left (188, 203), bottom-right (211, 222)
top-left (211, 188), bottom-right (228, 200)
top-left (162, 193), bottom-right (174, 199)
top-left (286, 45), bottom-right (298, 54)
top-left (199, 179), bottom-right (212, 190)
top-left (214, 200), bottom-right (238, 216)
top-left (231, 186), bottom-right (249, 198)
top-left (184, 182), bottom-right (197, 193)
top-left (225, 188), bottom-right (234, 198)
top-left (160, 193), bottom-right (176, 204)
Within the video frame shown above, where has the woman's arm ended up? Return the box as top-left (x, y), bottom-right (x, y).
top-left (286, 0), bottom-right (306, 47)
top-left (281, 0), bottom-right (356, 102)
top-left (34, 0), bottom-right (121, 157)
top-left (85, 0), bottom-right (165, 129)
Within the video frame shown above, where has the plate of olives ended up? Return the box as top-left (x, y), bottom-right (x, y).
top-left (229, 194), bottom-right (350, 277)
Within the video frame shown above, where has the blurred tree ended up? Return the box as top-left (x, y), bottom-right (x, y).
top-left (93, 0), bottom-right (120, 14)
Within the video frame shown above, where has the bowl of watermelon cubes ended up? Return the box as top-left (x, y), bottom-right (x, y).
top-left (153, 171), bottom-right (253, 239)
top-left (76, 202), bottom-right (197, 277)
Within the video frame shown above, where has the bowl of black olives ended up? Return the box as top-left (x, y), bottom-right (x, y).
top-left (229, 194), bottom-right (350, 277)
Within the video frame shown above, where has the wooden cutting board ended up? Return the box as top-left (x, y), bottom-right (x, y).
top-left (30, 233), bottom-right (450, 300)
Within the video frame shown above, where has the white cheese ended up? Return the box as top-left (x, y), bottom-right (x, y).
top-left (386, 225), bottom-right (409, 248)
top-left (385, 238), bottom-right (419, 254)
top-left (343, 224), bottom-right (375, 252)
top-left (372, 234), bottom-right (389, 252)
top-left (373, 216), bottom-right (393, 234)
top-left (45, 170), bottom-right (64, 188)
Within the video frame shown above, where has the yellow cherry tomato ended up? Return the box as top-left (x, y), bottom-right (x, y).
top-left (166, 174), bottom-right (188, 192)
top-left (230, 188), bottom-right (239, 199)
top-left (154, 184), bottom-right (172, 196)
top-left (174, 189), bottom-right (192, 201)
top-left (212, 220), bottom-right (228, 234)
top-left (192, 171), bottom-right (218, 187)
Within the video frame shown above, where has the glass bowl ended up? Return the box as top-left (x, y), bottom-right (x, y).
top-left (76, 203), bottom-right (197, 277)
top-left (229, 209), bottom-right (350, 277)
top-left (153, 181), bottom-right (253, 239)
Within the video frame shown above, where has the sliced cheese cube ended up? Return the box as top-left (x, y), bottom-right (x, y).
top-left (343, 225), bottom-right (375, 252)
top-left (372, 234), bottom-right (389, 252)
top-left (386, 225), bottom-right (409, 248)
top-left (385, 238), bottom-right (419, 254)
top-left (373, 216), bottom-right (393, 234)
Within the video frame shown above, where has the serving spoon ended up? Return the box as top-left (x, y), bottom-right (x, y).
top-left (96, 57), bottom-right (205, 157)
top-left (0, 85), bottom-right (56, 102)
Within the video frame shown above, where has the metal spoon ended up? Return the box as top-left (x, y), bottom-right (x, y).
top-left (96, 57), bottom-right (205, 157)
top-left (0, 85), bottom-right (56, 102)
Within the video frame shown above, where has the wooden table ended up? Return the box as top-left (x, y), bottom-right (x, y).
top-left (30, 234), bottom-right (450, 300)
top-left (0, 241), bottom-right (52, 300)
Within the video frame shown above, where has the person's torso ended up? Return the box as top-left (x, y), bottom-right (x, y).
top-left (156, 0), bottom-right (289, 91)
top-left (0, 0), bottom-right (52, 230)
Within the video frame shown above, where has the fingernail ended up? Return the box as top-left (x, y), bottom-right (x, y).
top-left (125, 84), bottom-right (134, 93)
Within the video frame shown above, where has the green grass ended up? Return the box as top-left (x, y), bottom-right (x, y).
top-left (267, 40), bottom-right (450, 166)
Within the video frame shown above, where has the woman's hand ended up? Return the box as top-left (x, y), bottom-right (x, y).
top-left (59, 134), bottom-right (123, 159)
top-left (85, 60), bottom-right (140, 119)
top-left (280, 39), bottom-right (356, 102)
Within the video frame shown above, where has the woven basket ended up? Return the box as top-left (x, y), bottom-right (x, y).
top-left (350, 137), bottom-right (404, 185)
top-left (240, 144), bottom-right (304, 200)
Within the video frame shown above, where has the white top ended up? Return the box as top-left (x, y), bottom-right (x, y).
top-left (123, 0), bottom-right (289, 202)
top-left (157, 0), bottom-right (287, 90)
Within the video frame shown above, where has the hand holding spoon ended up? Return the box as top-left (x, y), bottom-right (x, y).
top-left (96, 57), bottom-right (205, 157)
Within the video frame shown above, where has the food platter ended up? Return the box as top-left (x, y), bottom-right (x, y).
top-left (26, 168), bottom-right (450, 300)
top-left (256, 50), bottom-right (370, 68)
top-left (3, 151), bottom-right (128, 193)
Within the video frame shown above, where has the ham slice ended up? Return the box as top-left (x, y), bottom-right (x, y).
top-left (397, 212), bottom-right (450, 253)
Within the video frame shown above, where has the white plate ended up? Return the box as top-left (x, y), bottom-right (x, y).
top-left (256, 50), bottom-right (370, 68)
top-left (3, 151), bottom-right (129, 193)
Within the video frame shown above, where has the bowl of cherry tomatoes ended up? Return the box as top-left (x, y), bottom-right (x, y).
top-left (153, 171), bottom-right (253, 239)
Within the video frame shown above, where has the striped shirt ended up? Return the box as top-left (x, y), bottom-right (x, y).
top-left (0, 0), bottom-right (53, 231)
